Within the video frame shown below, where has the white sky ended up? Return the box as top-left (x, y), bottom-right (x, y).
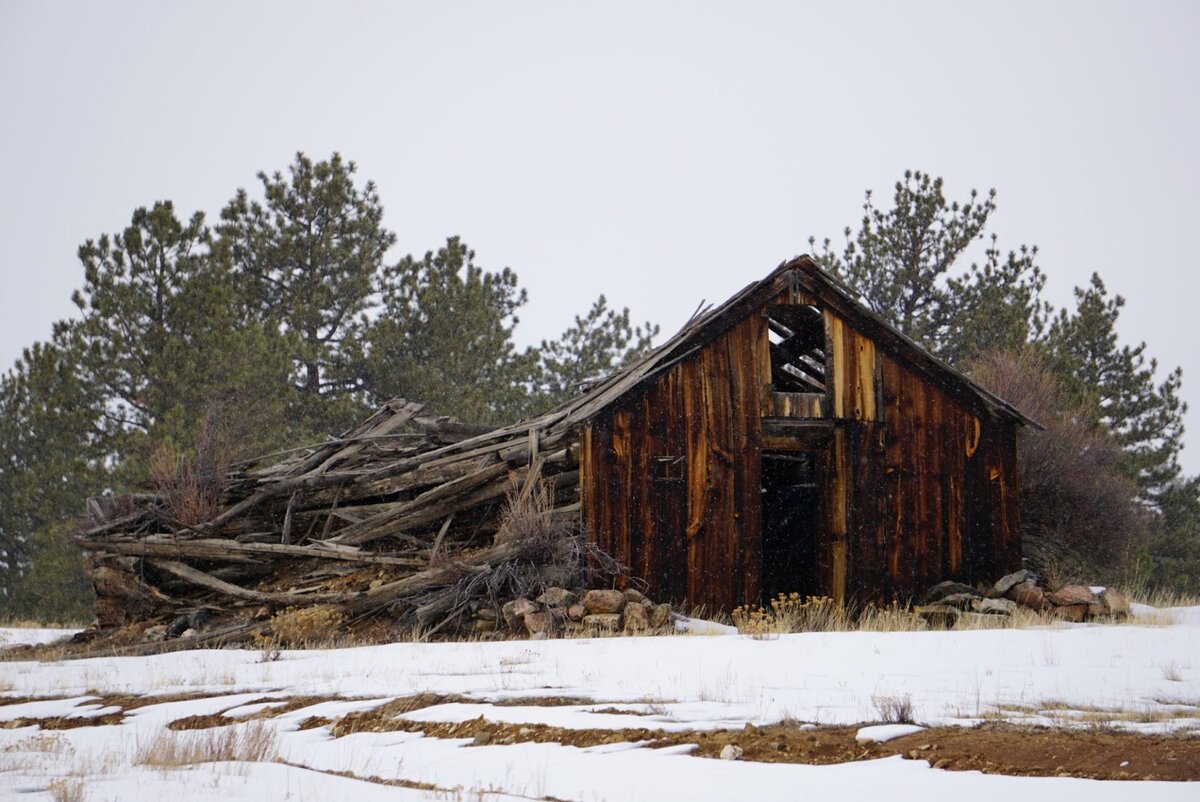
top-left (1, 1), bottom-right (1197, 470)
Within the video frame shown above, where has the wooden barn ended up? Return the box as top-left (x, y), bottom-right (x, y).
top-left (82, 256), bottom-right (1038, 636)
top-left (574, 256), bottom-right (1035, 609)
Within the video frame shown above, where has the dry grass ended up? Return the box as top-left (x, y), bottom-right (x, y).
top-left (265, 607), bottom-right (345, 648)
top-left (872, 693), bottom-right (916, 724)
top-left (134, 720), bottom-right (277, 767)
top-left (47, 778), bottom-right (85, 802)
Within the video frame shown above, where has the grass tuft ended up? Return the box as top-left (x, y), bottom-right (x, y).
top-left (134, 721), bottom-right (277, 767)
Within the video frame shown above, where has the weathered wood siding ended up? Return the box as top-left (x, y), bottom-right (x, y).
top-left (581, 295), bottom-right (1022, 611)
top-left (582, 314), bottom-right (768, 609)
top-left (829, 317), bottom-right (1022, 604)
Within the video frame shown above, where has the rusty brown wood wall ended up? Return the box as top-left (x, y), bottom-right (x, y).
top-left (581, 297), bottom-right (1022, 611)
top-left (581, 314), bottom-right (768, 609)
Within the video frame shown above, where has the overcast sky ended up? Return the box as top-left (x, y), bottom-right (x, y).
top-left (1, 1), bottom-right (1197, 469)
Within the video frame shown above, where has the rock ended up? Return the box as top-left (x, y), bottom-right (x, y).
top-left (581, 613), bottom-right (622, 632)
top-left (1048, 585), bottom-right (1099, 607)
top-left (972, 597), bottom-right (1017, 615)
top-left (582, 589), bottom-right (626, 614)
top-left (180, 628), bottom-right (198, 639)
top-left (923, 581), bottom-right (978, 604)
top-left (1006, 581), bottom-right (1049, 611)
top-left (523, 611), bottom-right (553, 637)
top-left (1098, 588), bottom-right (1130, 618)
top-left (992, 569), bottom-right (1034, 596)
top-left (536, 587), bottom-right (577, 608)
top-left (649, 603), bottom-right (673, 628)
top-left (503, 597), bottom-right (540, 629)
top-left (475, 607), bottom-right (499, 622)
top-left (142, 624), bottom-right (167, 642)
top-left (623, 588), bottom-right (647, 604)
top-left (623, 602), bottom-right (650, 632)
top-left (1053, 604), bottom-right (1089, 623)
top-left (915, 604), bottom-right (960, 628)
top-left (475, 619), bottom-right (497, 633)
top-left (369, 578), bottom-right (384, 590)
top-left (566, 602), bottom-right (586, 621)
top-left (719, 744), bottom-right (744, 761)
top-left (472, 731), bottom-right (492, 746)
top-left (937, 593), bottom-right (979, 610)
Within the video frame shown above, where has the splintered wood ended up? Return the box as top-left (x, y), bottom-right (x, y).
top-left (78, 398), bottom-right (584, 643)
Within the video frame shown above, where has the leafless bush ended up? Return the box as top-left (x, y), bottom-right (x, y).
top-left (971, 348), bottom-right (1146, 574)
top-left (871, 693), bottom-right (916, 724)
top-left (404, 479), bottom-right (628, 636)
top-left (149, 411), bottom-right (236, 526)
top-left (47, 779), bottom-right (85, 802)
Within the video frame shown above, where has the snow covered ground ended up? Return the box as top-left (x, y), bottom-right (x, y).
top-left (1, 607), bottom-right (1197, 800)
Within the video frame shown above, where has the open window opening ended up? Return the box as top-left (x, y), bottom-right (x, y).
top-left (766, 304), bottom-right (826, 393)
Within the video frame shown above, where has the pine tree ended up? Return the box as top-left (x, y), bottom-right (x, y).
top-left (0, 338), bottom-right (106, 608)
top-left (216, 152), bottom-right (393, 433)
top-left (365, 237), bottom-right (539, 425)
top-left (71, 201), bottom-right (298, 472)
top-left (1044, 274), bottom-right (1186, 502)
top-left (536, 296), bottom-right (658, 409)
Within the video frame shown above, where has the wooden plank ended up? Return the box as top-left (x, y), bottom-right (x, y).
top-left (771, 392), bottom-right (825, 418)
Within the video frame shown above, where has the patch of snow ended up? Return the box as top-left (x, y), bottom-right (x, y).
top-left (856, 723), bottom-right (925, 743)
top-left (674, 616), bottom-right (738, 636)
top-left (0, 627), bottom-right (79, 647)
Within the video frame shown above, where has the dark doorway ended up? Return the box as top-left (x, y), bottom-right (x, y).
top-left (760, 451), bottom-right (825, 603)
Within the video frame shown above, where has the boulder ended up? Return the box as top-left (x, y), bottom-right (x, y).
top-left (536, 588), bottom-right (577, 608)
top-left (503, 597), bottom-right (540, 629)
top-left (523, 611), bottom-right (553, 637)
top-left (1048, 585), bottom-right (1099, 607)
top-left (566, 603), bottom-right (587, 621)
top-left (1054, 604), bottom-right (1089, 623)
top-left (938, 593), bottom-right (979, 610)
top-left (719, 744), bottom-right (744, 761)
top-left (623, 588), bottom-right (648, 604)
top-left (923, 581), bottom-right (978, 604)
top-left (623, 602), bottom-right (650, 632)
top-left (1006, 581), bottom-right (1049, 611)
top-left (972, 597), bottom-right (1017, 615)
top-left (992, 569), bottom-right (1034, 596)
top-left (582, 589), bottom-right (626, 615)
top-left (1098, 588), bottom-right (1130, 618)
top-left (581, 613), bottom-right (622, 632)
top-left (142, 624), bottom-right (167, 643)
top-left (649, 603), bottom-right (673, 628)
top-left (474, 619), bottom-right (497, 633)
top-left (475, 607), bottom-right (499, 622)
top-left (915, 604), bottom-right (960, 628)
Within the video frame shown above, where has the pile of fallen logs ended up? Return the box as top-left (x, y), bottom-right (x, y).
top-left (76, 399), bottom-right (610, 651)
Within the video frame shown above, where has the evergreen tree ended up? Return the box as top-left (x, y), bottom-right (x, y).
top-left (1044, 274), bottom-right (1186, 502)
top-left (217, 152), bottom-right (393, 432)
top-left (71, 201), bottom-right (297, 474)
top-left (365, 237), bottom-right (539, 425)
top-left (809, 169), bottom-right (1047, 365)
top-left (0, 338), bottom-right (106, 609)
top-left (536, 296), bottom-right (658, 408)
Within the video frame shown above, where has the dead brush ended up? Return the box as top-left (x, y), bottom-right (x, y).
top-left (400, 479), bottom-right (627, 639)
top-left (46, 778), bottom-right (85, 802)
top-left (266, 607), bottom-right (344, 648)
top-left (134, 720), bottom-right (277, 767)
top-left (148, 412), bottom-right (235, 526)
top-left (732, 594), bottom-right (850, 635)
top-left (871, 693), bottom-right (916, 724)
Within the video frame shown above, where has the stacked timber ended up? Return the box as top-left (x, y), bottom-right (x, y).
top-left (77, 398), bottom-right (595, 649)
